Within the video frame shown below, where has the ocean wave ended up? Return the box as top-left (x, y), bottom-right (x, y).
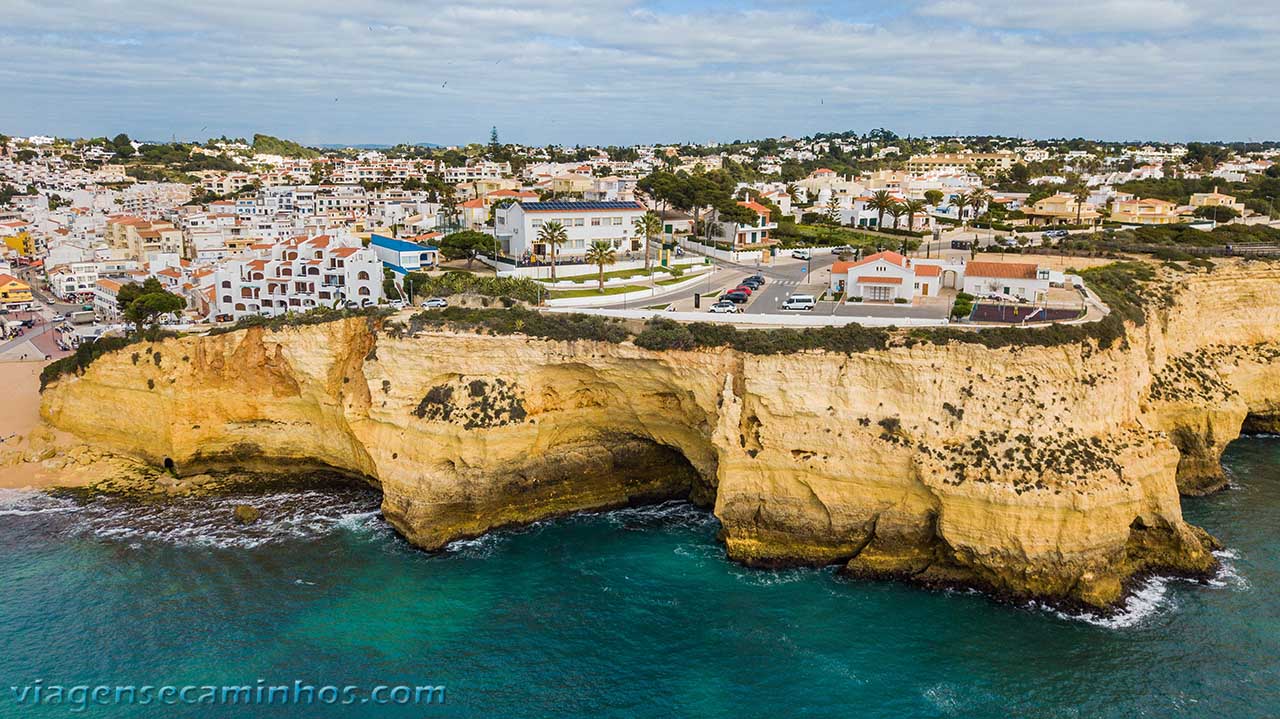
top-left (444, 532), bottom-right (509, 558)
top-left (1047, 547), bottom-right (1249, 627)
top-left (19, 486), bottom-right (387, 549)
top-left (1207, 548), bottom-right (1249, 589)
top-left (0, 489), bottom-right (81, 516)
top-left (1050, 576), bottom-right (1177, 629)
top-left (594, 500), bottom-right (719, 532)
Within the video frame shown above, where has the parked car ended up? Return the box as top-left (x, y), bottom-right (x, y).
top-left (790, 248), bottom-right (811, 260)
top-left (387, 300), bottom-right (406, 310)
top-left (830, 245), bottom-right (855, 255)
top-left (720, 291), bottom-right (750, 304)
top-left (740, 279), bottom-right (763, 291)
top-left (781, 294), bottom-right (816, 311)
top-left (50, 313), bottom-right (66, 322)
top-left (708, 301), bottom-right (741, 314)
top-left (420, 297), bottom-right (449, 309)
top-left (1044, 229), bottom-right (1069, 239)
top-left (732, 285), bottom-right (753, 296)
top-left (746, 274), bottom-right (766, 285)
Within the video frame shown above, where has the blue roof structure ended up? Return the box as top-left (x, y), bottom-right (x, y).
top-left (520, 201), bottom-right (643, 212)
top-left (370, 233), bottom-right (438, 253)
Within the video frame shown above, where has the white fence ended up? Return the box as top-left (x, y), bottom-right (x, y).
top-left (676, 237), bottom-right (763, 264)
top-left (538, 264), bottom-right (712, 291)
top-left (543, 307), bottom-right (953, 327)
top-left (543, 274), bottom-right (712, 309)
top-left (482, 254), bottom-right (704, 279)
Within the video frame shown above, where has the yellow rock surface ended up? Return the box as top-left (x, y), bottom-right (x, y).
top-left (39, 262), bottom-right (1280, 608)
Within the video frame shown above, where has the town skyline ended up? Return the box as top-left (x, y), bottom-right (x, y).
top-left (3, 0), bottom-right (1278, 146)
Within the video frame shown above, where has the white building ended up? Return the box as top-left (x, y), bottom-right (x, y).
top-left (93, 278), bottom-right (123, 319)
top-left (829, 251), bottom-right (949, 302)
top-left (961, 261), bottom-right (1052, 301)
top-left (495, 201), bottom-right (646, 261)
top-left (369, 233), bottom-right (440, 276)
top-left (208, 234), bottom-right (383, 321)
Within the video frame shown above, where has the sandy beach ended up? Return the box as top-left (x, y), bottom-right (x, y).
top-left (0, 361), bottom-right (62, 489)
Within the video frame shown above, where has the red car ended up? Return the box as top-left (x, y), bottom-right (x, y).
top-left (732, 285), bottom-right (753, 296)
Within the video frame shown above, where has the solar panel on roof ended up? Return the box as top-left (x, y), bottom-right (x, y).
top-left (520, 201), bottom-right (643, 211)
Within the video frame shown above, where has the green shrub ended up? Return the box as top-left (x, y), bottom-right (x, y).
top-left (40, 336), bottom-right (134, 391)
top-left (408, 306), bottom-right (629, 344)
top-left (404, 271), bottom-right (543, 304)
top-left (206, 306), bottom-right (391, 336)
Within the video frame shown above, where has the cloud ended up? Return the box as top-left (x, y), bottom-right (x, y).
top-left (916, 0), bottom-right (1203, 33)
top-left (0, 0), bottom-right (1276, 144)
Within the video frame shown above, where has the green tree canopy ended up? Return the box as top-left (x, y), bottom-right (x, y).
top-left (438, 230), bottom-right (494, 268)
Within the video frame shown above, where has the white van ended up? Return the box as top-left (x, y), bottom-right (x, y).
top-left (790, 248), bottom-right (811, 260)
top-left (782, 294), bottom-right (816, 311)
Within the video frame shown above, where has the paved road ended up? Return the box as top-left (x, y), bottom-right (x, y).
top-left (598, 248), bottom-right (958, 321)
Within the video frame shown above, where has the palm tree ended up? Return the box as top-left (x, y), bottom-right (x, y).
top-left (585, 241), bottom-right (617, 293)
top-left (903, 199), bottom-right (927, 234)
top-left (887, 201), bottom-right (905, 231)
top-left (633, 211), bottom-right (662, 273)
top-left (537, 220), bottom-right (568, 280)
top-left (967, 189), bottom-right (991, 224)
top-left (869, 190), bottom-right (895, 231)
top-left (951, 191), bottom-right (971, 227)
top-left (1072, 183), bottom-right (1091, 226)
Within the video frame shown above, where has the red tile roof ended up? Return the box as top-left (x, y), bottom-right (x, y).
top-left (849, 250), bottom-right (907, 269)
top-left (966, 261), bottom-right (1038, 279)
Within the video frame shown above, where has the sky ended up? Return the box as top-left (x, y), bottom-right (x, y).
top-left (1, 0), bottom-right (1277, 146)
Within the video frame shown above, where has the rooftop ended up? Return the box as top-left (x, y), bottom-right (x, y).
top-left (519, 201), bottom-right (644, 213)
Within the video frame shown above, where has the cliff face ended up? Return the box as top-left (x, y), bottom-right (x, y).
top-left (40, 263), bottom-right (1280, 609)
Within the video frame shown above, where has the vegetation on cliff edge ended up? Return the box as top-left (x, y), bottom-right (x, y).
top-left (206, 306), bottom-right (392, 336)
top-left (405, 263), bottom-right (1164, 355)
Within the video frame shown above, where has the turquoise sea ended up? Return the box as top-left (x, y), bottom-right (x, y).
top-left (1, 439), bottom-right (1278, 718)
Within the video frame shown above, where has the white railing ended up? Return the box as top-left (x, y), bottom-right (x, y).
top-left (481, 254), bottom-right (704, 279)
top-left (538, 264), bottom-right (711, 290)
top-left (543, 274), bottom-right (711, 309)
top-left (543, 307), bottom-right (952, 327)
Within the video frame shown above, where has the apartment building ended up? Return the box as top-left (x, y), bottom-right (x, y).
top-left (1022, 193), bottom-right (1100, 227)
top-left (208, 235), bottom-right (383, 321)
top-left (1111, 198), bottom-right (1184, 225)
top-left (905, 152), bottom-right (1018, 174)
top-left (116, 183), bottom-right (193, 218)
top-left (495, 201), bottom-right (646, 260)
top-left (199, 171), bottom-right (260, 196)
top-left (93, 278), bottom-right (123, 319)
top-left (105, 216), bottom-right (186, 261)
top-left (0, 273), bottom-right (33, 309)
top-left (444, 161), bottom-right (511, 184)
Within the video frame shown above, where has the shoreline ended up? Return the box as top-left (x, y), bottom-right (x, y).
top-left (0, 361), bottom-right (58, 490)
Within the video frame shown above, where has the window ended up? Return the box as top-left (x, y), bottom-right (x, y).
top-left (532, 218), bottom-right (543, 228)
top-left (574, 218), bottom-right (585, 227)
top-left (611, 217), bottom-right (623, 225)
top-left (591, 217), bottom-right (602, 226)
top-left (357, 271), bottom-right (370, 280)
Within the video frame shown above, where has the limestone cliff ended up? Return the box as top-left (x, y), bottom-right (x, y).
top-left (39, 262), bottom-right (1280, 609)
